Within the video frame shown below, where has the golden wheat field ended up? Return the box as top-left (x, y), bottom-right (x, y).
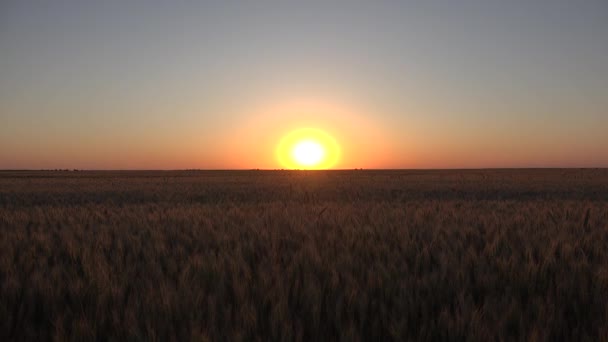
top-left (1, 169), bottom-right (607, 341)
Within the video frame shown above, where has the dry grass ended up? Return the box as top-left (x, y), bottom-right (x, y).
top-left (1, 169), bottom-right (607, 341)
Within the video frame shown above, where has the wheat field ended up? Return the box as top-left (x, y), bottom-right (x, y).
top-left (1, 169), bottom-right (607, 341)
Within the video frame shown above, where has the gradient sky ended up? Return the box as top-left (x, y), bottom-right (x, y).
top-left (1, 1), bottom-right (607, 169)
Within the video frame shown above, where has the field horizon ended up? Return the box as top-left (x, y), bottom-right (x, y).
top-left (3, 167), bottom-right (607, 171)
top-left (2, 169), bottom-right (607, 340)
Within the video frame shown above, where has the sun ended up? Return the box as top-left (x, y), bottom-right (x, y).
top-left (277, 128), bottom-right (340, 169)
top-left (292, 140), bottom-right (325, 167)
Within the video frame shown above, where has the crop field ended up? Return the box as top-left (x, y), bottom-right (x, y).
top-left (1, 169), bottom-right (607, 341)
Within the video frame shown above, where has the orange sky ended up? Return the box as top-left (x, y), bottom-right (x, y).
top-left (1, 2), bottom-right (607, 169)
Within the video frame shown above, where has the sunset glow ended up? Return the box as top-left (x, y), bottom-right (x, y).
top-left (292, 140), bottom-right (325, 167)
top-left (0, 2), bottom-right (607, 170)
top-left (277, 128), bottom-right (340, 169)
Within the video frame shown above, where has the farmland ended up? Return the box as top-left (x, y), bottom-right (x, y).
top-left (1, 169), bottom-right (607, 340)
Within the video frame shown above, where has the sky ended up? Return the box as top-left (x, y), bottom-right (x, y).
top-left (1, 1), bottom-right (607, 169)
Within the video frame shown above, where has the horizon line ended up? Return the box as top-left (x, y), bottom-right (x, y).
top-left (1, 167), bottom-right (606, 172)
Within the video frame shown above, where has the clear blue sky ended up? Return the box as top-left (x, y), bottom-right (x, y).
top-left (1, 1), bottom-right (607, 169)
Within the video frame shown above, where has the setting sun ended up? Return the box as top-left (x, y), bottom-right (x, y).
top-left (277, 128), bottom-right (340, 169)
top-left (292, 140), bottom-right (325, 167)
